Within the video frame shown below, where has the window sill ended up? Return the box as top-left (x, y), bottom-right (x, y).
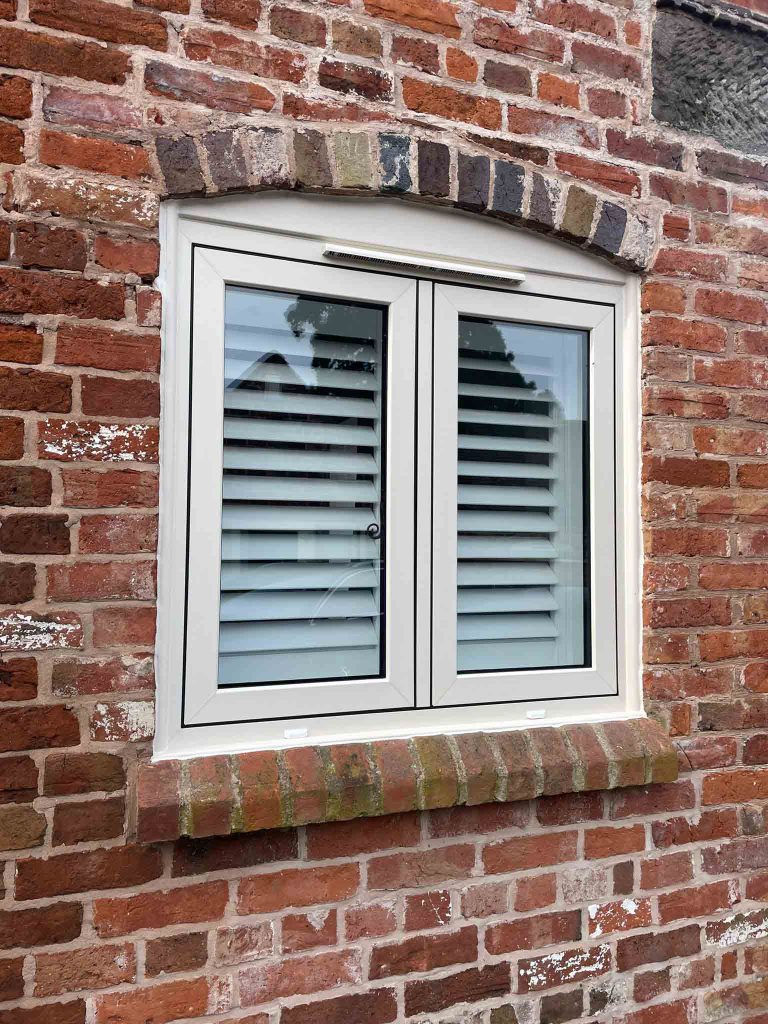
top-left (134, 719), bottom-right (678, 843)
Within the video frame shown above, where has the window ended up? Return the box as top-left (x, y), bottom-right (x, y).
top-left (157, 195), bottom-right (640, 756)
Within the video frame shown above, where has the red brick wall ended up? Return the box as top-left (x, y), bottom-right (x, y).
top-left (2, 0), bottom-right (768, 1021)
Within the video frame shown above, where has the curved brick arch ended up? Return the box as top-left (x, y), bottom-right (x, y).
top-left (155, 126), bottom-right (659, 273)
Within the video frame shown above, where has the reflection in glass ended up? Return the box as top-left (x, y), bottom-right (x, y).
top-left (218, 287), bottom-right (386, 686)
top-left (457, 318), bottom-right (589, 673)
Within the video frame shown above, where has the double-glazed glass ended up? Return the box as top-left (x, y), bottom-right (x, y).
top-left (457, 317), bottom-right (589, 673)
top-left (218, 286), bottom-right (386, 686)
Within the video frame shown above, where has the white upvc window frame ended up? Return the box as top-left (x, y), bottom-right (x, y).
top-left (156, 193), bottom-right (641, 759)
top-left (431, 285), bottom-right (617, 708)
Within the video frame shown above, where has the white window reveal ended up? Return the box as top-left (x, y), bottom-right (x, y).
top-left (157, 195), bottom-right (641, 757)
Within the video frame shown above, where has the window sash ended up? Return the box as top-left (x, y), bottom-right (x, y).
top-left (183, 249), bottom-right (418, 727)
top-left (431, 284), bottom-right (618, 707)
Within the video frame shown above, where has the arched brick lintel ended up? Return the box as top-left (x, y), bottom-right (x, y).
top-left (156, 126), bottom-right (660, 274)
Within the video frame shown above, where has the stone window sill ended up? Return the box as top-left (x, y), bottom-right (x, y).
top-left (133, 719), bottom-right (677, 843)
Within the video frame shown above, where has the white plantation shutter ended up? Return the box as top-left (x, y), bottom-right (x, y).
top-left (456, 318), bottom-right (587, 673)
top-left (218, 287), bottom-right (386, 686)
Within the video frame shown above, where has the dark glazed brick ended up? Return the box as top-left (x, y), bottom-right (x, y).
top-left (0, 563), bottom-right (35, 603)
top-left (0, 514), bottom-right (69, 554)
top-left (156, 136), bottom-right (204, 195)
top-left (617, 923), bottom-right (700, 970)
top-left (529, 172), bottom-right (558, 229)
top-left (492, 160), bottom-right (525, 219)
top-left (541, 989), bottom-right (584, 1023)
top-left (405, 963), bottom-right (510, 1016)
top-left (457, 152), bottom-right (490, 212)
top-left (203, 131), bottom-right (248, 191)
top-left (592, 201), bottom-right (627, 255)
top-left (380, 134), bottom-right (412, 192)
top-left (172, 829), bottom-right (298, 876)
top-left (294, 129), bottom-right (332, 188)
top-left (418, 139), bottom-right (450, 197)
top-left (484, 60), bottom-right (532, 96)
top-left (560, 186), bottom-right (597, 241)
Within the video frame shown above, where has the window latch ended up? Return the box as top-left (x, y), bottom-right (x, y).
top-left (366, 523), bottom-right (382, 540)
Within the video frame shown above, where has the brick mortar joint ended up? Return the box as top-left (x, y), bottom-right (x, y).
top-left (133, 718), bottom-right (678, 844)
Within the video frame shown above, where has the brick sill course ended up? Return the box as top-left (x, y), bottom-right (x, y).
top-left (134, 718), bottom-right (677, 843)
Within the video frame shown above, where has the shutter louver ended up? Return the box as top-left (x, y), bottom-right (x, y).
top-left (456, 317), bottom-right (587, 674)
top-left (218, 287), bottom-right (386, 687)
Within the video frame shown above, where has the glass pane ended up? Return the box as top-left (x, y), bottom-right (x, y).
top-left (218, 286), bottom-right (386, 686)
top-left (457, 317), bottom-right (589, 673)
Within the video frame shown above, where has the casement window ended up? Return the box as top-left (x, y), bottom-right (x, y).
top-left (157, 195), bottom-right (640, 756)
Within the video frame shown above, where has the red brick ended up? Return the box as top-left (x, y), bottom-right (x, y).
top-left (57, 326), bottom-right (160, 373)
top-left (0, 958), bottom-right (22, 1001)
top-left (474, 16), bottom-right (564, 60)
top-left (537, 0), bottom-right (615, 39)
top-left (48, 561), bottom-right (155, 602)
top-left (89, 699), bottom-right (154, 741)
top-left (306, 811), bottom-right (420, 859)
top-left (404, 889), bottom-right (451, 930)
top-left (368, 845), bottom-right (474, 889)
top-left (52, 796), bottom-right (124, 846)
top-left (30, 0), bottom-right (167, 49)
top-left (640, 851), bottom-right (693, 888)
top-left (15, 845), bottom-right (162, 899)
top-left (509, 105), bottom-right (598, 148)
top-left (555, 152), bottom-right (639, 195)
top-left (519, 945), bottom-right (609, 992)
top-left (643, 455), bottom-right (729, 488)
top-left (514, 873), bottom-right (556, 912)
top-left (270, 5), bottom-right (325, 45)
top-left (78, 515), bottom-right (157, 554)
top-left (0, 705), bottom-right (78, 752)
top-left (446, 47), bottom-right (477, 81)
top-left (62, 469), bottom-right (158, 508)
top-left (201, 0), bottom-right (259, 27)
top-left (240, 949), bottom-right (360, 1006)
top-left (145, 60), bottom-right (275, 113)
top-left (171, 830), bottom-right (296, 876)
top-left (34, 942), bottom-right (135, 997)
top-left (405, 963), bottom-right (510, 1015)
top-left (237, 864), bottom-right (359, 914)
top-left (486, 910), bottom-right (580, 954)
top-left (429, 800), bottom-right (528, 838)
top-left (571, 38), bottom-right (642, 82)
top-left (21, 174), bottom-right (155, 230)
top-left (642, 281), bottom-right (686, 313)
top-left (94, 880), bottom-right (228, 937)
top-left (282, 910), bottom-right (336, 952)
top-left (617, 924), bottom-right (700, 970)
top-left (282, 990), bottom-right (397, 1024)
top-left (0, 754), bottom-right (38, 804)
top-left (0, 999), bottom-right (86, 1024)
top-left (0, 658), bottom-right (36, 701)
top-left (402, 77), bottom-right (501, 129)
top-left (0, 902), bottom-right (82, 949)
top-left (588, 897), bottom-right (653, 935)
top-left (0, 75), bottom-right (31, 119)
top-left (585, 824), bottom-right (645, 859)
top-left (0, 802), bottom-right (45, 850)
top-left (0, 324), bottom-right (42, 365)
top-left (15, 222), bottom-right (87, 271)
top-left (618, 1001), bottom-right (691, 1024)
top-left (363, 0), bottom-right (460, 37)
top-left (44, 752), bottom-right (125, 795)
top-left (146, 932), bottom-right (208, 977)
top-left (40, 130), bottom-right (150, 180)
top-left (344, 902), bottom-right (396, 941)
top-left (657, 881), bottom-right (734, 923)
top-left (94, 978), bottom-right (211, 1024)
top-left (182, 27), bottom-right (306, 82)
top-left (93, 236), bottom-right (159, 278)
top-left (607, 129), bottom-right (683, 170)
top-left (0, 268), bottom-right (123, 319)
top-left (484, 830), bottom-right (578, 873)
top-left (370, 925), bottom-right (477, 978)
top-left (0, 26), bottom-right (129, 84)
top-left (92, 606), bottom-right (156, 646)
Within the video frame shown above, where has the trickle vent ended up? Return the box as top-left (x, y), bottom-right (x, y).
top-left (324, 244), bottom-right (526, 285)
